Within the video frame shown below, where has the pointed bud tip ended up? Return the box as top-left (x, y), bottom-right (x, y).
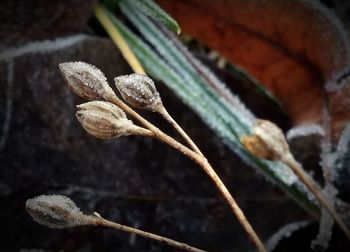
top-left (25, 194), bottom-right (87, 229)
top-left (114, 73), bottom-right (163, 112)
top-left (75, 101), bottom-right (137, 139)
top-left (58, 61), bottom-right (115, 100)
top-left (242, 119), bottom-right (290, 161)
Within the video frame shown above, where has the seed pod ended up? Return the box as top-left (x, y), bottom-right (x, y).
top-left (76, 101), bottom-right (138, 139)
top-left (114, 74), bottom-right (163, 112)
top-left (59, 61), bottom-right (116, 100)
top-left (241, 119), bottom-right (290, 161)
top-left (25, 194), bottom-right (87, 229)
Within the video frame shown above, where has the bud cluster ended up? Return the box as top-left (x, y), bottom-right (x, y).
top-left (58, 61), bottom-right (163, 139)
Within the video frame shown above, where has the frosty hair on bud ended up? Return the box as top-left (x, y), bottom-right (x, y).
top-left (114, 74), bottom-right (163, 112)
top-left (25, 195), bottom-right (88, 229)
top-left (59, 61), bottom-right (116, 100)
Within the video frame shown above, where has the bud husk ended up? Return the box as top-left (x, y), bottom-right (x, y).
top-left (25, 194), bottom-right (88, 229)
top-left (241, 119), bottom-right (290, 161)
top-left (76, 101), bottom-right (139, 139)
top-left (59, 61), bottom-right (115, 100)
top-left (114, 74), bottom-right (163, 112)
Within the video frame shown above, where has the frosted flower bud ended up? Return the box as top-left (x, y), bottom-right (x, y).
top-left (76, 101), bottom-right (136, 139)
top-left (25, 194), bottom-right (87, 229)
top-left (241, 119), bottom-right (290, 161)
top-left (59, 61), bottom-right (115, 100)
top-left (114, 74), bottom-right (163, 112)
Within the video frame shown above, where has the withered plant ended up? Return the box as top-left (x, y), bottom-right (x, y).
top-left (26, 61), bottom-right (350, 252)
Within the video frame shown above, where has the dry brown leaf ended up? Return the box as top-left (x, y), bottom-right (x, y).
top-left (157, 0), bottom-right (350, 139)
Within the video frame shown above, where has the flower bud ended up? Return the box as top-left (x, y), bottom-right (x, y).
top-left (25, 194), bottom-right (87, 229)
top-left (114, 74), bottom-right (163, 112)
top-left (76, 101), bottom-right (137, 139)
top-left (59, 61), bottom-right (115, 100)
top-left (241, 119), bottom-right (290, 161)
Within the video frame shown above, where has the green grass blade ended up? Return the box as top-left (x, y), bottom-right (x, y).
top-left (122, 0), bottom-right (181, 34)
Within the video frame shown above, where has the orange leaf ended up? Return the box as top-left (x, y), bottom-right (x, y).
top-left (157, 0), bottom-right (350, 139)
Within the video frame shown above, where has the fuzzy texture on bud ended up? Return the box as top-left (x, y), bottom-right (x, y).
top-left (76, 101), bottom-right (137, 139)
top-left (25, 195), bottom-right (87, 229)
top-left (241, 119), bottom-right (290, 161)
top-left (59, 61), bottom-right (115, 100)
top-left (114, 74), bottom-right (163, 112)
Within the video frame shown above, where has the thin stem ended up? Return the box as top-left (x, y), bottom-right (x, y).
top-left (133, 127), bottom-right (155, 138)
top-left (108, 95), bottom-right (267, 252)
top-left (170, 145), bottom-right (266, 252)
top-left (108, 95), bottom-right (198, 162)
top-left (158, 106), bottom-right (203, 155)
top-left (88, 216), bottom-right (206, 252)
top-left (282, 154), bottom-right (350, 239)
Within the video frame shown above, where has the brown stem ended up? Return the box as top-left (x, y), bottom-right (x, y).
top-left (108, 95), bottom-right (267, 252)
top-left (88, 216), bottom-right (206, 252)
top-left (158, 106), bottom-right (203, 155)
top-left (282, 154), bottom-right (350, 239)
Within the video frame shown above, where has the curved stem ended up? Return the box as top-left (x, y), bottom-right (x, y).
top-left (88, 216), bottom-right (206, 252)
top-left (158, 106), bottom-right (203, 155)
top-left (282, 154), bottom-right (350, 239)
top-left (108, 95), bottom-right (266, 252)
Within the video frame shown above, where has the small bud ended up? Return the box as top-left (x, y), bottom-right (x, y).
top-left (114, 74), bottom-right (163, 112)
top-left (25, 194), bottom-right (87, 229)
top-left (59, 61), bottom-right (115, 100)
top-left (241, 119), bottom-right (290, 161)
top-left (76, 101), bottom-right (138, 139)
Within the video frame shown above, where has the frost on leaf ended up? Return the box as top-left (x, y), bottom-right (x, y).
top-left (266, 221), bottom-right (310, 251)
top-left (326, 122), bottom-right (350, 194)
top-left (25, 194), bottom-right (87, 229)
top-left (287, 124), bottom-right (325, 140)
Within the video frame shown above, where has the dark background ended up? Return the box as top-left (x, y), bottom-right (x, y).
top-left (1, 0), bottom-right (350, 251)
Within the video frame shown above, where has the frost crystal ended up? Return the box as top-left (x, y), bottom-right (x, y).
top-left (311, 205), bottom-right (334, 251)
top-left (266, 221), bottom-right (310, 251)
top-left (59, 61), bottom-right (115, 100)
top-left (115, 73), bottom-right (163, 112)
top-left (76, 101), bottom-right (136, 139)
top-left (286, 124), bottom-right (325, 140)
top-left (25, 194), bottom-right (87, 229)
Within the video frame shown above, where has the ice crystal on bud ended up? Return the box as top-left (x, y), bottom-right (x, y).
top-left (241, 119), bottom-right (290, 161)
top-left (59, 61), bottom-right (115, 100)
top-left (76, 101), bottom-right (137, 139)
top-left (25, 194), bottom-right (87, 229)
top-left (114, 74), bottom-right (163, 112)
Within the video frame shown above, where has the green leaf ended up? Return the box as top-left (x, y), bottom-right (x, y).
top-left (121, 0), bottom-right (181, 34)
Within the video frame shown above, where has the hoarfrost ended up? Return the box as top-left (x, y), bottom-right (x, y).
top-left (287, 124), bottom-right (325, 140)
top-left (26, 194), bottom-right (87, 229)
top-left (266, 220), bottom-right (310, 251)
top-left (0, 34), bottom-right (88, 61)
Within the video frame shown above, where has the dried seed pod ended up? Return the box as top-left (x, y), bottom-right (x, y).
top-left (241, 119), bottom-right (290, 161)
top-left (76, 101), bottom-right (139, 139)
top-left (25, 194), bottom-right (87, 229)
top-left (114, 74), bottom-right (163, 112)
top-left (59, 61), bottom-right (116, 100)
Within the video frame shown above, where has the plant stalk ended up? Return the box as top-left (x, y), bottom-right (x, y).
top-left (282, 154), bottom-right (350, 239)
top-left (89, 216), bottom-right (206, 252)
top-left (158, 106), bottom-right (203, 155)
top-left (108, 95), bottom-right (267, 252)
